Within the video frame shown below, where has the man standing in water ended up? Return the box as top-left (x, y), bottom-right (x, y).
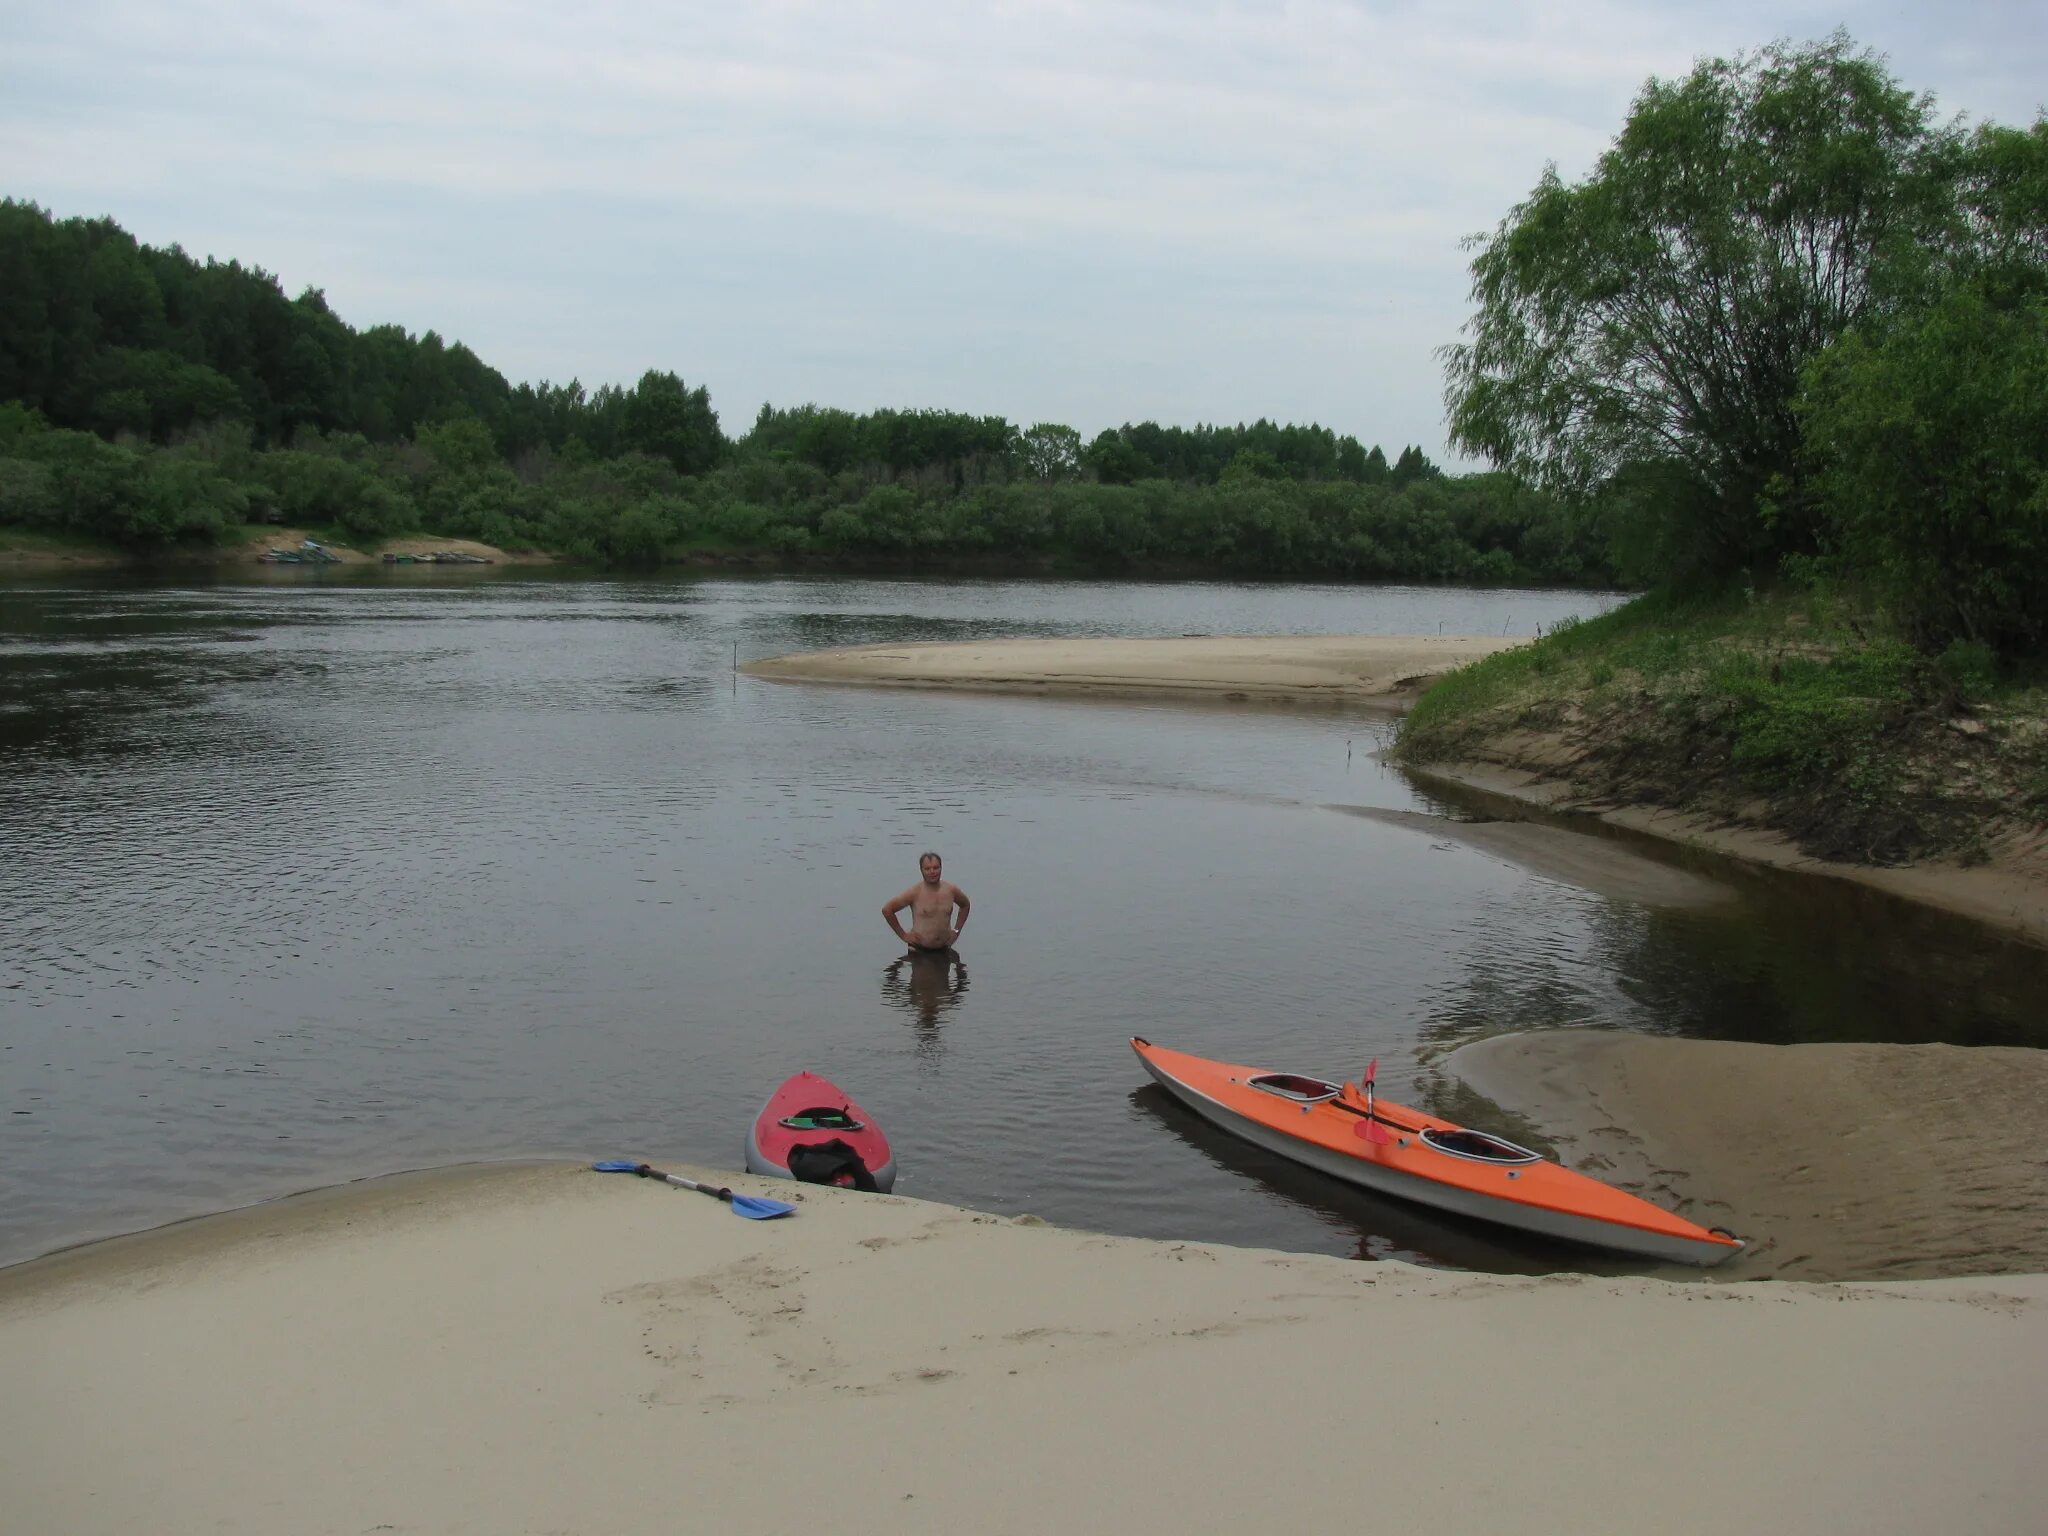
top-left (884, 851), bottom-right (970, 953)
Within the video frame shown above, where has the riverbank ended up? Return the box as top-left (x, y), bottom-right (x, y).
top-left (0, 527), bottom-right (553, 567)
top-left (6, 1148), bottom-right (2044, 1532)
top-left (1392, 588), bottom-right (2048, 948)
top-left (742, 634), bottom-right (1530, 706)
top-left (1412, 758), bottom-right (2048, 949)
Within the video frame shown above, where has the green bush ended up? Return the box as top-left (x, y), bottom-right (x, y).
top-left (1801, 290), bottom-right (2048, 655)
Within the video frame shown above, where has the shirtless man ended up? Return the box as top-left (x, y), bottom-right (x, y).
top-left (883, 852), bottom-right (970, 954)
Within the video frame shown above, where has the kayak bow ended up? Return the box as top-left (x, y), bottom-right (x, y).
top-left (1133, 1037), bottom-right (1742, 1266)
top-left (745, 1070), bottom-right (897, 1193)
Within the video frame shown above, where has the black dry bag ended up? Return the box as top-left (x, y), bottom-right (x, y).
top-left (785, 1138), bottom-right (878, 1192)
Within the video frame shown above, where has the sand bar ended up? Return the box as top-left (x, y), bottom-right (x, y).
top-left (1450, 1031), bottom-right (2048, 1282)
top-left (741, 633), bottom-right (1528, 705)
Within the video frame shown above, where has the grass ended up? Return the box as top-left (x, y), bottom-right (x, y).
top-left (1398, 582), bottom-right (2047, 864)
top-left (0, 525), bottom-right (125, 556)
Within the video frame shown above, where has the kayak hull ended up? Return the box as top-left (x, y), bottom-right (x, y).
top-left (1134, 1038), bottom-right (1741, 1267)
top-left (745, 1071), bottom-right (897, 1193)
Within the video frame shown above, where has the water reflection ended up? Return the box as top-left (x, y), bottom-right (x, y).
top-left (1413, 777), bottom-right (2048, 1049)
top-left (881, 950), bottom-right (970, 1056)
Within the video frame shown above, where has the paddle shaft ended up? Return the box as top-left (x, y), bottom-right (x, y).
top-left (648, 1167), bottom-right (734, 1203)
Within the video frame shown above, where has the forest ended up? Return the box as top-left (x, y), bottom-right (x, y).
top-left (0, 198), bottom-right (1606, 584)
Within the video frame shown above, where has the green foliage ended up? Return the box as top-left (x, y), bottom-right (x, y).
top-left (1018, 422), bottom-right (1082, 481)
top-left (622, 370), bottom-right (722, 474)
top-left (125, 457), bottom-right (246, 544)
top-left (0, 455), bottom-right (52, 524)
top-left (0, 399), bottom-right (44, 446)
top-left (1444, 34), bottom-right (1968, 581)
top-left (261, 449), bottom-right (415, 540)
top-left (1959, 118), bottom-right (2048, 303)
top-left (13, 428), bottom-right (146, 534)
top-left (1799, 287), bottom-right (2048, 653)
top-left (606, 502), bottom-right (672, 567)
top-left (1712, 643), bottom-right (1916, 789)
top-left (0, 199), bottom-right (1610, 579)
top-left (417, 416), bottom-right (500, 476)
top-left (1935, 640), bottom-right (1999, 701)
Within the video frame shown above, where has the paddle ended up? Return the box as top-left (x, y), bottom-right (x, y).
top-left (591, 1161), bottom-right (795, 1219)
top-left (1353, 1058), bottom-right (1392, 1145)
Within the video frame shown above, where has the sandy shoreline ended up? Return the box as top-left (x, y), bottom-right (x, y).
top-left (0, 529), bottom-right (553, 568)
top-left (1449, 1031), bottom-right (2048, 1281)
top-left (7, 1030), bottom-right (2046, 1533)
top-left (6, 1163), bottom-right (2044, 1535)
top-left (742, 633), bottom-right (1529, 706)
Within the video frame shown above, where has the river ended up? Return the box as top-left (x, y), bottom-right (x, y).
top-left (3, 569), bottom-right (2043, 1272)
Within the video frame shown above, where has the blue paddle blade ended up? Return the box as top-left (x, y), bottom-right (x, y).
top-left (728, 1194), bottom-right (796, 1220)
top-left (591, 1160), bottom-right (644, 1173)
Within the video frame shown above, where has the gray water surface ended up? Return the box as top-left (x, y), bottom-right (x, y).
top-left (4, 572), bottom-right (2043, 1272)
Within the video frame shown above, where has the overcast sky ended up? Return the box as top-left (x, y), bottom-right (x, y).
top-left (4, 2), bottom-right (2041, 463)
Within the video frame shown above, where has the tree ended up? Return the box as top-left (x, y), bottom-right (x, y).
top-left (1082, 428), bottom-right (1153, 485)
top-left (1800, 288), bottom-right (2048, 653)
top-left (622, 370), bottom-right (723, 474)
top-left (1957, 118), bottom-right (2048, 304)
top-left (1442, 34), bottom-right (1963, 579)
top-left (1389, 445), bottom-right (1439, 487)
top-left (1018, 422), bottom-right (1081, 481)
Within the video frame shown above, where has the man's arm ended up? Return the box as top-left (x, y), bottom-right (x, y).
top-left (950, 885), bottom-right (970, 935)
top-left (882, 887), bottom-right (915, 941)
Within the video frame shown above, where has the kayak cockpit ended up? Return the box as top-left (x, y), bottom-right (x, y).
top-left (1247, 1073), bottom-right (1340, 1103)
top-left (1419, 1127), bottom-right (1542, 1165)
top-left (777, 1106), bottom-right (866, 1132)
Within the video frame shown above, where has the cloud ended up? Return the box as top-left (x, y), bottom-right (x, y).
top-left (3, 0), bottom-right (2041, 457)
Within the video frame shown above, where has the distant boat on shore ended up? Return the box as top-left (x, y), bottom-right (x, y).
top-left (261, 539), bottom-right (340, 564)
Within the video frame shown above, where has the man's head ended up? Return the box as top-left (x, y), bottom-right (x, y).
top-left (919, 852), bottom-right (942, 884)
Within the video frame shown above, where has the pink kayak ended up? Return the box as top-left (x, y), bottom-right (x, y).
top-left (744, 1071), bottom-right (896, 1192)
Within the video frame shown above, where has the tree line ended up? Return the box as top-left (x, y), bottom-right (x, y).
top-left (0, 197), bottom-right (1608, 584)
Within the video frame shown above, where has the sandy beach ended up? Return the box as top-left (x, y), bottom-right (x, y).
top-left (741, 633), bottom-right (1528, 706)
top-left (7, 1029), bottom-right (2047, 1535)
top-left (2, 1167), bottom-right (2041, 1535)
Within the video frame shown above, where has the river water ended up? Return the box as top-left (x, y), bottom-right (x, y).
top-left (3, 570), bottom-right (2044, 1272)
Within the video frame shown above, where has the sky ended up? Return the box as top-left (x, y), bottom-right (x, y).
top-left (3, 2), bottom-right (2042, 464)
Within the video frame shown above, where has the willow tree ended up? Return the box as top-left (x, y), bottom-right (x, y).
top-left (1440, 34), bottom-right (1961, 580)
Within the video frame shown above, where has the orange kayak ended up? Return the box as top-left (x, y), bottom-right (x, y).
top-left (1133, 1037), bottom-right (1743, 1266)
